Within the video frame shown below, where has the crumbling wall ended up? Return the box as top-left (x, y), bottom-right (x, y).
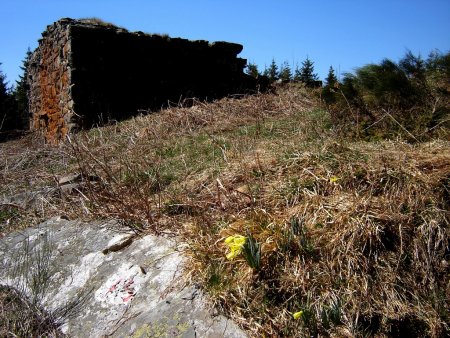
top-left (28, 19), bottom-right (74, 143)
top-left (28, 18), bottom-right (257, 142)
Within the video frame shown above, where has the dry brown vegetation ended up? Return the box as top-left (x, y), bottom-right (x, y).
top-left (0, 286), bottom-right (64, 337)
top-left (1, 85), bottom-right (449, 337)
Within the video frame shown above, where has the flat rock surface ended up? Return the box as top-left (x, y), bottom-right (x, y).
top-left (0, 217), bottom-right (245, 338)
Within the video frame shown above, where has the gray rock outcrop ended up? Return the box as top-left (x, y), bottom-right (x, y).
top-left (0, 217), bottom-right (246, 337)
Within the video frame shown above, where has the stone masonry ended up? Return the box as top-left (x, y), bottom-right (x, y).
top-left (28, 18), bottom-right (257, 142)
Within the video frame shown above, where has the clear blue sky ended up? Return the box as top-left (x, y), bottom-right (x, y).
top-left (1, 0), bottom-right (449, 85)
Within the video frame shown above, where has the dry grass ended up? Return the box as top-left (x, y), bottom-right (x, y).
top-left (67, 87), bottom-right (316, 231)
top-left (0, 286), bottom-right (64, 337)
top-left (0, 133), bottom-right (80, 235)
top-left (1, 85), bottom-right (449, 336)
top-left (180, 138), bottom-right (449, 337)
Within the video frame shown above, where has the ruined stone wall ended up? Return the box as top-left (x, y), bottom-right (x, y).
top-left (28, 19), bottom-right (74, 143)
top-left (28, 18), bottom-right (257, 142)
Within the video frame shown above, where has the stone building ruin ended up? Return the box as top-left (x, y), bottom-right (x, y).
top-left (28, 18), bottom-right (258, 142)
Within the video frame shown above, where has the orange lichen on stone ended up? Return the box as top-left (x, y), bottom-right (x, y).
top-left (29, 19), bottom-right (74, 143)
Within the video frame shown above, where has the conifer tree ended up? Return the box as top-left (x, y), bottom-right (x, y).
top-left (0, 64), bottom-right (17, 133)
top-left (267, 58), bottom-right (279, 82)
top-left (297, 56), bottom-right (319, 87)
top-left (0, 66), bottom-right (9, 130)
top-left (322, 66), bottom-right (338, 104)
top-left (279, 61), bottom-right (292, 82)
top-left (15, 48), bottom-right (32, 129)
top-left (293, 64), bottom-right (301, 82)
top-left (325, 66), bottom-right (338, 87)
top-left (246, 62), bottom-right (260, 78)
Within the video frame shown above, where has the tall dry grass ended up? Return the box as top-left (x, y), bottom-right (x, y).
top-left (1, 85), bottom-right (448, 336)
top-left (66, 85), bottom-right (449, 336)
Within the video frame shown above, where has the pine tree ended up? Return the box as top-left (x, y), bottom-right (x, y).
top-left (325, 66), bottom-right (338, 87)
top-left (0, 64), bottom-right (19, 134)
top-left (322, 66), bottom-right (338, 105)
top-left (15, 48), bottom-right (32, 129)
top-left (0, 66), bottom-right (8, 131)
top-left (279, 61), bottom-right (292, 82)
top-left (293, 64), bottom-right (301, 82)
top-left (246, 62), bottom-right (260, 78)
top-left (297, 57), bottom-right (319, 87)
top-left (267, 58), bottom-right (279, 82)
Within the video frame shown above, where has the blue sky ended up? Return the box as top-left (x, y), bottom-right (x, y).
top-left (1, 0), bottom-right (449, 85)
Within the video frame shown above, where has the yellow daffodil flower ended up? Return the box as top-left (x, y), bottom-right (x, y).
top-left (224, 235), bottom-right (246, 260)
top-left (293, 311), bottom-right (303, 320)
top-left (329, 176), bottom-right (339, 183)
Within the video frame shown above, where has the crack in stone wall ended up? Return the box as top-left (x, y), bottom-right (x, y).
top-left (28, 18), bottom-right (258, 143)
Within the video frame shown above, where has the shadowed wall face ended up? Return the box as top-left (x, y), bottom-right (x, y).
top-left (28, 18), bottom-right (256, 142)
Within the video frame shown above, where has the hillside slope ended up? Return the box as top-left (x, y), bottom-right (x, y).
top-left (1, 85), bottom-right (449, 337)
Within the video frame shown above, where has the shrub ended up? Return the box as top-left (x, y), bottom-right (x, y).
top-left (326, 50), bottom-right (450, 140)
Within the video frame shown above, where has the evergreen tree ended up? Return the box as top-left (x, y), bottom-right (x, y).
top-left (0, 64), bottom-right (17, 133)
top-left (246, 62), bottom-right (260, 78)
top-left (297, 56), bottom-right (319, 87)
top-left (267, 58), bottom-right (279, 82)
top-left (322, 66), bottom-right (338, 104)
top-left (0, 66), bottom-right (8, 130)
top-left (293, 63), bottom-right (301, 82)
top-left (278, 61), bottom-right (292, 82)
top-left (15, 48), bottom-right (32, 129)
top-left (325, 66), bottom-right (338, 87)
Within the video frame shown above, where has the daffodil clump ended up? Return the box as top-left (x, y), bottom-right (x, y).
top-left (224, 235), bottom-right (247, 260)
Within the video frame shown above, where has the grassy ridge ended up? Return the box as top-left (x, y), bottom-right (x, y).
top-left (1, 85), bottom-right (449, 336)
top-left (69, 86), bottom-right (449, 337)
